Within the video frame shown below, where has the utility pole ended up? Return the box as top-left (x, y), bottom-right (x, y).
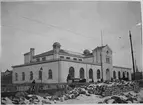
top-left (100, 30), bottom-right (103, 81)
top-left (129, 31), bottom-right (136, 80)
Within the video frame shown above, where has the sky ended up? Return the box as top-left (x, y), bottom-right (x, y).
top-left (0, 1), bottom-right (142, 72)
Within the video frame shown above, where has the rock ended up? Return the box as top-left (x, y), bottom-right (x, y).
top-left (111, 96), bottom-right (128, 103)
top-left (15, 91), bottom-right (28, 98)
top-left (42, 100), bottom-right (51, 104)
top-left (4, 97), bottom-right (14, 105)
top-left (107, 99), bottom-right (115, 104)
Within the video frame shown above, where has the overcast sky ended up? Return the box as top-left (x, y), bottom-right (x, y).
top-left (1, 1), bottom-right (142, 72)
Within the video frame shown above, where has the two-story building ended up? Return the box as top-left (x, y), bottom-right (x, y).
top-left (12, 42), bottom-right (132, 84)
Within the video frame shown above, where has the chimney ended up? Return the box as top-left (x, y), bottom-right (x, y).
top-left (30, 48), bottom-right (35, 62)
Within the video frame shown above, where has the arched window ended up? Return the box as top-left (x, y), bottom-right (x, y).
top-left (30, 71), bottom-right (33, 80)
top-left (123, 72), bottom-right (125, 78)
top-left (118, 71), bottom-right (121, 79)
top-left (69, 67), bottom-right (75, 78)
top-left (127, 72), bottom-right (129, 79)
top-left (113, 71), bottom-right (116, 79)
top-left (48, 69), bottom-right (52, 79)
top-left (89, 69), bottom-right (93, 79)
top-left (79, 68), bottom-right (84, 79)
top-left (15, 73), bottom-right (18, 81)
top-left (22, 72), bottom-right (25, 81)
top-left (106, 69), bottom-right (110, 80)
top-left (97, 69), bottom-right (100, 79)
top-left (39, 70), bottom-right (42, 80)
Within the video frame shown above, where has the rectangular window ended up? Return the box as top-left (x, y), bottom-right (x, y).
top-left (66, 57), bottom-right (70, 59)
top-left (106, 57), bottom-right (110, 63)
top-left (79, 59), bottom-right (82, 61)
top-left (60, 56), bottom-right (64, 58)
top-left (73, 58), bottom-right (77, 60)
top-left (42, 57), bottom-right (46, 61)
top-left (36, 58), bottom-right (40, 62)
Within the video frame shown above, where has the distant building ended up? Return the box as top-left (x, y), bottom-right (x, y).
top-left (1, 69), bottom-right (12, 85)
top-left (12, 42), bottom-right (132, 84)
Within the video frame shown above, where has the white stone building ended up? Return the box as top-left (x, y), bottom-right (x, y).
top-left (12, 42), bottom-right (132, 84)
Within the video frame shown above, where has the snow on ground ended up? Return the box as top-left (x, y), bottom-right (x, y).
top-left (57, 89), bottom-right (143, 104)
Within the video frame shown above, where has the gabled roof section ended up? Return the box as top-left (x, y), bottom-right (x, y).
top-left (93, 45), bottom-right (106, 51)
top-left (93, 45), bottom-right (112, 53)
top-left (104, 44), bottom-right (112, 53)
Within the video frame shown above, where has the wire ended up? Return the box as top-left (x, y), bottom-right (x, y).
top-left (3, 9), bottom-right (97, 39)
top-left (18, 16), bottom-right (97, 39)
top-left (1, 24), bottom-right (46, 36)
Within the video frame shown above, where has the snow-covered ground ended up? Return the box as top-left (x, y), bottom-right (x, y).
top-left (1, 81), bottom-right (143, 104)
top-left (57, 89), bottom-right (143, 104)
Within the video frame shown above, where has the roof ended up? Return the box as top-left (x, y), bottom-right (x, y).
top-left (113, 66), bottom-right (131, 70)
top-left (33, 49), bottom-right (85, 58)
top-left (33, 50), bottom-right (54, 58)
top-left (93, 45), bottom-right (106, 51)
top-left (59, 49), bottom-right (84, 58)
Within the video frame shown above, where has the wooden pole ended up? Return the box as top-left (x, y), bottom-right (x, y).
top-left (129, 31), bottom-right (136, 80)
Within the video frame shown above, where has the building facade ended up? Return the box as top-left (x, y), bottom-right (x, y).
top-left (12, 42), bottom-right (132, 84)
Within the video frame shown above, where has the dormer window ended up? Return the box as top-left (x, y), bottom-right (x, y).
top-left (36, 58), bottom-right (40, 62)
top-left (60, 56), bottom-right (64, 59)
top-left (66, 57), bottom-right (70, 59)
top-left (42, 57), bottom-right (46, 61)
top-left (73, 58), bottom-right (77, 60)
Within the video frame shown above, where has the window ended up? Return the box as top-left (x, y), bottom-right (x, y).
top-left (15, 73), bottom-right (18, 81)
top-left (73, 58), bottom-right (77, 60)
top-left (127, 72), bottom-right (129, 79)
top-left (123, 72), bottom-right (125, 78)
top-left (118, 71), bottom-right (121, 79)
top-left (69, 67), bottom-right (75, 78)
top-left (30, 71), bottom-right (33, 80)
top-left (36, 58), bottom-right (40, 62)
top-left (89, 69), bottom-right (93, 79)
top-left (48, 69), bottom-right (52, 79)
top-left (39, 70), bottom-right (42, 80)
top-left (66, 57), bottom-right (70, 59)
top-left (106, 51), bottom-right (109, 54)
top-left (79, 68), bottom-right (84, 79)
top-left (79, 59), bottom-right (82, 61)
top-left (97, 69), bottom-right (100, 79)
top-left (22, 72), bottom-right (25, 81)
top-left (42, 57), bottom-right (46, 61)
top-left (60, 56), bottom-right (64, 58)
top-left (106, 57), bottom-right (110, 63)
top-left (113, 71), bottom-right (116, 79)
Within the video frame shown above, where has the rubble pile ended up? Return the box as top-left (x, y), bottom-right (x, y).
top-left (1, 81), bottom-right (142, 104)
top-left (98, 91), bottom-right (143, 104)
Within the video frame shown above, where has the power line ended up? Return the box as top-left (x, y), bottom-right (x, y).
top-left (1, 24), bottom-right (46, 36)
top-left (3, 9), bottom-right (97, 39)
top-left (18, 16), bottom-right (97, 40)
